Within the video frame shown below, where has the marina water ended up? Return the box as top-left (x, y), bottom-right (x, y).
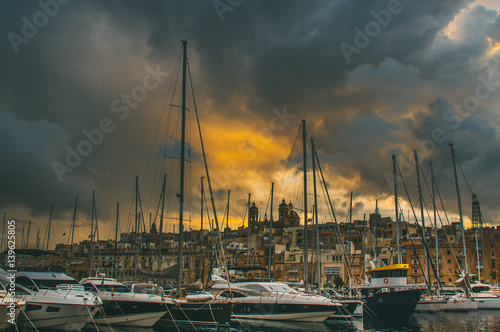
top-left (86, 311), bottom-right (500, 331)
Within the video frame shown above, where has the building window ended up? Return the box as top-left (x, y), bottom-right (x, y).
top-left (447, 250), bottom-right (451, 255)
top-left (492, 252), bottom-right (496, 258)
top-left (448, 260), bottom-right (451, 264)
top-left (492, 261), bottom-right (496, 269)
top-left (492, 243), bottom-right (495, 249)
top-left (325, 267), bottom-right (341, 275)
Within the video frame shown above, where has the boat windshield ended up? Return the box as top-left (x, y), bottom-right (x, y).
top-left (93, 284), bottom-right (131, 293)
top-left (266, 285), bottom-right (298, 294)
top-left (16, 276), bottom-right (79, 290)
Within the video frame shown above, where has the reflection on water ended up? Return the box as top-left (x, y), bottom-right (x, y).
top-left (83, 311), bottom-right (500, 332)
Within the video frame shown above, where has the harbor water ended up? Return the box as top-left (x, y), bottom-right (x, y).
top-left (83, 311), bottom-right (500, 331)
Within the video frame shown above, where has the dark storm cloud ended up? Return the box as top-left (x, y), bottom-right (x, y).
top-left (0, 111), bottom-right (91, 215)
top-left (1, 0), bottom-right (500, 246)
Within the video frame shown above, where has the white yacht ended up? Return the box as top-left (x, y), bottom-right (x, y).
top-left (80, 276), bottom-right (166, 327)
top-left (212, 275), bottom-right (341, 322)
top-left (470, 281), bottom-right (500, 310)
top-left (0, 267), bottom-right (100, 330)
top-left (0, 282), bottom-right (26, 329)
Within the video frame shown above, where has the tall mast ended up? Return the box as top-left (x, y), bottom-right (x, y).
top-left (90, 192), bottom-right (95, 276)
top-left (362, 214), bottom-right (367, 282)
top-left (268, 182), bottom-right (274, 279)
top-left (113, 202), bottom-right (119, 278)
top-left (349, 191), bottom-right (353, 270)
top-left (25, 220), bottom-right (31, 249)
top-left (69, 197), bottom-right (78, 271)
top-left (247, 193), bottom-right (251, 267)
top-left (35, 228), bottom-right (40, 250)
top-left (1, 213), bottom-right (5, 252)
top-left (302, 119), bottom-right (308, 289)
top-left (134, 177), bottom-right (139, 280)
top-left (393, 154), bottom-right (401, 264)
top-left (311, 138), bottom-right (321, 287)
top-left (199, 177), bottom-right (204, 281)
top-left (450, 143), bottom-right (468, 276)
top-left (177, 39), bottom-right (188, 292)
top-left (158, 174), bottom-right (166, 271)
top-left (414, 150), bottom-right (429, 288)
top-left (46, 204), bottom-right (53, 250)
top-left (225, 190), bottom-right (231, 250)
top-left (430, 162), bottom-right (440, 295)
top-left (374, 200), bottom-right (378, 260)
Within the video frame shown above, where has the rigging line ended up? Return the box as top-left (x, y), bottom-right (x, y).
top-left (314, 147), bottom-right (357, 289)
top-left (434, 174), bottom-right (463, 272)
top-left (143, 46), bottom-right (184, 211)
top-left (455, 153), bottom-right (474, 195)
top-left (275, 124), bottom-right (301, 202)
top-left (379, 159), bottom-right (393, 198)
top-left (188, 60), bottom-right (229, 281)
top-left (396, 158), bottom-right (442, 290)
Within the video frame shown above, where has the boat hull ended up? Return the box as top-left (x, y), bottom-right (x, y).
top-left (363, 288), bottom-right (421, 320)
top-left (415, 298), bottom-right (447, 312)
top-left (441, 296), bottom-right (474, 312)
top-left (162, 301), bottom-right (233, 325)
top-left (17, 302), bottom-right (97, 330)
top-left (95, 298), bottom-right (165, 327)
top-left (231, 302), bottom-right (338, 322)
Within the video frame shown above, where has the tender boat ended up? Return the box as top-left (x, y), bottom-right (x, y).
top-left (212, 275), bottom-right (341, 322)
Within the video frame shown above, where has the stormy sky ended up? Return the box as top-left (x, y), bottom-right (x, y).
top-left (1, 0), bottom-right (499, 249)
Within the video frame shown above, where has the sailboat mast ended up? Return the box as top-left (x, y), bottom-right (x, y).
top-left (311, 138), bottom-right (321, 287)
top-left (247, 193), bottom-right (251, 267)
top-left (348, 191), bottom-right (353, 272)
top-left (158, 174), bottom-right (166, 271)
top-left (268, 182), bottom-right (274, 279)
top-left (430, 162), bottom-right (440, 295)
top-left (450, 143), bottom-right (468, 275)
top-left (393, 154), bottom-right (401, 264)
top-left (177, 39), bottom-right (188, 292)
top-left (302, 119), bottom-right (308, 290)
top-left (414, 150), bottom-right (429, 288)
top-left (1, 213), bottom-right (5, 252)
top-left (113, 202), bottom-right (119, 278)
top-left (200, 177), bottom-right (204, 281)
top-left (69, 197), bottom-right (77, 270)
top-left (225, 190), bottom-right (230, 250)
top-left (134, 176), bottom-right (139, 280)
top-left (46, 204), bottom-right (53, 250)
top-left (90, 192), bottom-right (95, 276)
top-left (25, 220), bottom-right (31, 249)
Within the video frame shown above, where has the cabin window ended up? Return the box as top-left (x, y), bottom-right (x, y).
top-left (26, 304), bottom-right (42, 311)
top-left (47, 306), bottom-right (61, 313)
top-left (16, 277), bottom-right (38, 291)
